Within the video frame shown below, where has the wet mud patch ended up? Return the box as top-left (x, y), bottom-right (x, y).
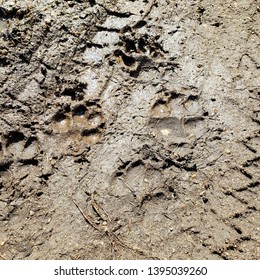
top-left (0, 0), bottom-right (259, 260)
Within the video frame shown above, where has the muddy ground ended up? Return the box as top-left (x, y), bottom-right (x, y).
top-left (0, 0), bottom-right (259, 260)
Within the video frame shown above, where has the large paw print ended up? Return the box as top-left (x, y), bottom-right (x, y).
top-left (51, 102), bottom-right (105, 147)
top-left (110, 29), bottom-right (177, 77)
top-left (83, 20), bottom-right (177, 78)
top-left (149, 87), bottom-right (207, 142)
top-left (109, 159), bottom-right (172, 208)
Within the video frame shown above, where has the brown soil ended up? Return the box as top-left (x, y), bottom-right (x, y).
top-left (0, 0), bottom-right (259, 260)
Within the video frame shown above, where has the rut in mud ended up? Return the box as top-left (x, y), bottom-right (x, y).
top-left (0, 0), bottom-right (259, 259)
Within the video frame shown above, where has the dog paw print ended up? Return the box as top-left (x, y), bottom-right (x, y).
top-left (109, 30), bottom-right (174, 77)
top-left (83, 20), bottom-right (178, 78)
top-left (109, 159), bottom-right (171, 207)
top-left (51, 103), bottom-right (105, 147)
top-left (0, 131), bottom-right (40, 165)
top-left (149, 88), bottom-right (207, 142)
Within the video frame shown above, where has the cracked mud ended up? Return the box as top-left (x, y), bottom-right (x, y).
top-left (0, 0), bottom-right (259, 259)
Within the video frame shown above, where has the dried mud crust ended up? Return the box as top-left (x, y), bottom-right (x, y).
top-left (0, 0), bottom-right (259, 260)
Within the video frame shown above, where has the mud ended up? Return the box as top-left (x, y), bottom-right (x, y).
top-left (0, 0), bottom-right (259, 260)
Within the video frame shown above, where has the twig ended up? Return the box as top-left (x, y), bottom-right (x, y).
top-left (91, 196), bottom-right (111, 222)
top-left (73, 196), bottom-right (161, 259)
top-left (72, 199), bottom-right (100, 231)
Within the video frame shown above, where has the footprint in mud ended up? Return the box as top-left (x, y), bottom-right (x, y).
top-left (109, 159), bottom-right (169, 207)
top-left (0, 131), bottom-right (40, 165)
top-left (110, 30), bottom-right (172, 77)
top-left (51, 102), bottom-right (105, 148)
top-left (151, 99), bottom-right (172, 118)
top-left (149, 117), bottom-right (185, 139)
top-left (149, 88), bottom-right (207, 142)
top-left (84, 16), bottom-right (176, 78)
